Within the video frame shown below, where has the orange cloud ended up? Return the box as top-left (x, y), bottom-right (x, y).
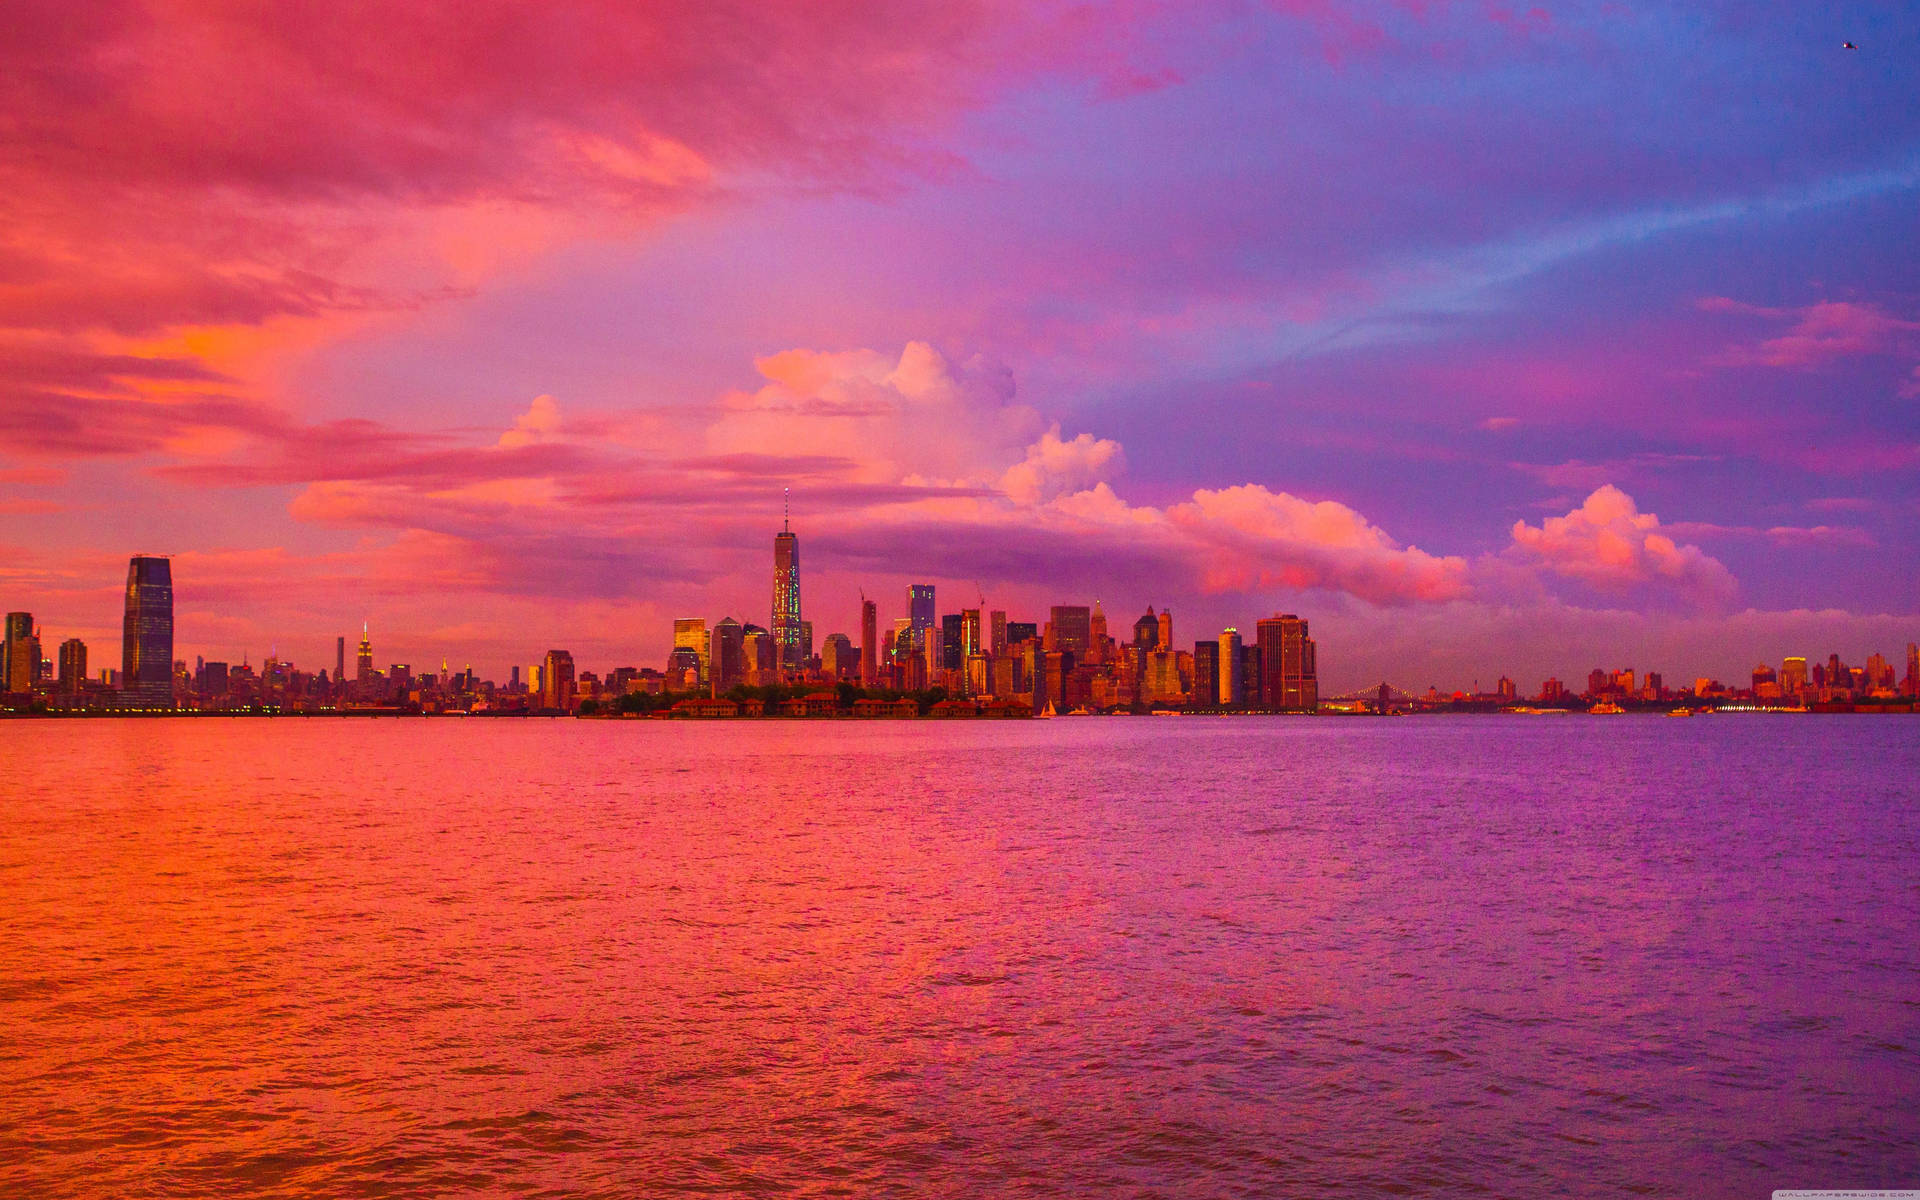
top-left (1508, 485), bottom-right (1735, 605)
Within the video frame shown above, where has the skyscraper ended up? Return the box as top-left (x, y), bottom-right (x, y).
top-left (1255, 613), bottom-right (1317, 712)
top-left (357, 624), bottom-right (374, 682)
top-left (822, 633), bottom-right (855, 677)
top-left (541, 649), bottom-right (576, 711)
top-left (860, 599), bottom-right (878, 686)
top-left (1049, 606), bottom-right (1091, 656)
top-left (961, 608), bottom-right (982, 659)
top-left (335, 636), bottom-right (346, 684)
top-left (712, 616), bottom-right (744, 695)
top-left (941, 613), bottom-right (964, 672)
top-left (674, 617), bottom-right (709, 686)
top-left (989, 610), bottom-right (1008, 657)
top-left (1218, 628), bottom-right (1242, 706)
top-left (772, 499), bottom-right (803, 673)
top-left (1192, 640), bottom-right (1220, 707)
top-left (122, 556), bottom-right (174, 707)
top-left (1132, 606), bottom-right (1159, 651)
top-left (908, 584), bottom-right (935, 632)
top-left (58, 638), bottom-right (87, 696)
top-left (2, 612), bottom-right (35, 694)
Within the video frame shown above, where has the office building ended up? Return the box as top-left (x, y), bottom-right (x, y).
top-left (772, 503), bottom-right (803, 672)
top-left (673, 617), bottom-right (709, 686)
top-left (1218, 628), bottom-right (1242, 706)
top-left (1255, 613), bottom-right (1317, 712)
top-left (908, 584), bottom-right (935, 631)
top-left (57, 638), bottom-right (86, 695)
top-left (1193, 640), bottom-right (1220, 707)
top-left (1048, 606), bottom-right (1091, 657)
top-left (122, 556), bottom-right (174, 707)
top-left (3, 612), bottom-right (35, 694)
top-left (860, 599), bottom-right (878, 686)
top-left (541, 649), bottom-right (576, 711)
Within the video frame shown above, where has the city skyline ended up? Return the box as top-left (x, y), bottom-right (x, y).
top-left (4, 520), bottom-right (1914, 713)
top-left (0, 4), bottom-right (1913, 694)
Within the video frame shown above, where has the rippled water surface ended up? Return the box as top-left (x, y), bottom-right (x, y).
top-left (3, 716), bottom-right (1917, 1197)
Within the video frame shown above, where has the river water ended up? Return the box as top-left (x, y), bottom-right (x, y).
top-left (3, 716), bottom-right (1916, 1197)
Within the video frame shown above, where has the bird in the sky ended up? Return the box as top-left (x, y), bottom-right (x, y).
top-left (1842, 41), bottom-right (1857, 49)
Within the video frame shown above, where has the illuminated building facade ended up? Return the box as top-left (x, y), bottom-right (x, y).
top-left (772, 508), bottom-right (803, 673)
top-left (1255, 613), bottom-right (1317, 712)
top-left (541, 649), bottom-right (576, 711)
top-left (908, 584), bottom-right (935, 632)
top-left (122, 556), bottom-right (174, 707)
top-left (1218, 628), bottom-right (1242, 706)
top-left (674, 617), bottom-right (709, 686)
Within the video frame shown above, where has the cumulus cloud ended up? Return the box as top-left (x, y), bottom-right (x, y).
top-left (499, 395), bottom-right (563, 447)
top-left (1700, 297), bottom-right (1920, 369)
top-left (1161, 485), bottom-right (1469, 602)
top-left (1507, 485), bottom-right (1736, 605)
top-left (708, 341), bottom-right (1042, 486)
top-left (999, 426), bottom-right (1125, 504)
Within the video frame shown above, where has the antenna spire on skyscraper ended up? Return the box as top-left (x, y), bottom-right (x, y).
top-left (784, 486), bottom-right (790, 532)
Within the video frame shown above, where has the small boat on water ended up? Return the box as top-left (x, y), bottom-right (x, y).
top-left (1666, 707), bottom-right (1694, 717)
top-left (1036, 701), bottom-right (1058, 719)
top-left (1589, 701), bottom-right (1626, 715)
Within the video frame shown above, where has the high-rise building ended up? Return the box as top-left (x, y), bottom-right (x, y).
top-left (1255, 613), bottom-right (1317, 712)
top-left (1782, 656), bottom-right (1809, 696)
top-left (941, 613), bottom-right (964, 673)
top-left (1157, 609), bottom-right (1172, 653)
top-left (541, 649), bottom-right (576, 711)
top-left (860, 599), bottom-right (878, 686)
top-left (772, 502), bottom-right (803, 673)
top-left (711, 616), bottom-right (744, 695)
top-left (1049, 606), bottom-right (1092, 657)
top-left (1192, 640), bottom-right (1220, 707)
top-left (961, 609), bottom-right (982, 660)
top-left (1088, 602), bottom-right (1108, 665)
top-left (989, 610), bottom-right (1007, 657)
top-left (3, 612), bottom-right (35, 694)
top-left (1007, 621), bottom-right (1038, 646)
top-left (335, 636), bottom-right (345, 683)
top-left (674, 617), bottom-right (709, 686)
top-left (357, 624), bottom-right (374, 682)
top-left (822, 633), bottom-right (856, 678)
top-left (741, 629), bottom-right (770, 684)
top-left (122, 556), bottom-right (174, 707)
top-left (908, 584), bottom-right (935, 631)
top-left (1218, 628), bottom-right (1242, 706)
top-left (1132, 606), bottom-right (1159, 651)
top-left (1906, 643), bottom-right (1918, 697)
top-left (1237, 642), bottom-right (1261, 706)
top-left (665, 646), bottom-right (702, 688)
top-left (57, 638), bottom-right (87, 695)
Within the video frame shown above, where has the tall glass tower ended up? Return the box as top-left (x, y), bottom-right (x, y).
top-left (772, 493), bottom-right (803, 672)
top-left (122, 555), bottom-right (173, 708)
top-left (908, 584), bottom-right (935, 632)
